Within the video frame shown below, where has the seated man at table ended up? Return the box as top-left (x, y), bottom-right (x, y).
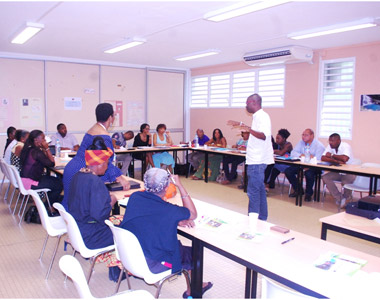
top-left (321, 133), bottom-right (356, 208)
top-left (284, 128), bottom-right (325, 202)
top-left (67, 136), bottom-right (117, 249)
top-left (51, 123), bottom-right (79, 151)
top-left (120, 168), bottom-right (213, 298)
top-left (220, 130), bottom-right (249, 185)
top-left (188, 129), bottom-right (209, 171)
top-left (112, 130), bottom-right (134, 175)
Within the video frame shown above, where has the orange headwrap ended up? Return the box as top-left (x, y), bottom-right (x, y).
top-left (85, 148), bottom-right (113, 166)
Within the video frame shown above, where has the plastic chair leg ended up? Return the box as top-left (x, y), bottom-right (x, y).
top-left (45, 235), bottom-right (63, 280)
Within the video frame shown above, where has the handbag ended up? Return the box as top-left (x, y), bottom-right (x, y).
top-left (24, 205), bottom-right (41, 224)
top-left (174, 157), bottom-right (189, 176)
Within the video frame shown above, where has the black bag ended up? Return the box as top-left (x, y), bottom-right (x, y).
top-left (174, 157), bottom-right (189, 176)
top-left (346, 201), bottom-right (380, 220)
top-left (24, 205), bottom-right (41, 224)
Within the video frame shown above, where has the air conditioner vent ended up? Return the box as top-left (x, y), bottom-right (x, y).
top-left (243, 46), bottom-right (313, 67)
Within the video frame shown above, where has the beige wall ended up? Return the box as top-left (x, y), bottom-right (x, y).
top-left (190, 41), bottom-right (380, 163)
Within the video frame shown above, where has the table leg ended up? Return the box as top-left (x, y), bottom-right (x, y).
top-left (321, 223), bottom-right (327, 240)
top-left (369, 176), bottom-right (374, 196)
top-left (191, 239), bottom-right (204, 298)
top-left (185, 149), bottom-right (189, 178)
top-left (244, 163), bottom-right (248, 193)
top-left (296, 166), bottom-right (303, 206)
top-left (204, 152), bottom-right (209, 183)
top-left (314, 171), bottom-right (321, 202)
top-left (141, 152), bottom-right (146, 181)
top-left (244, 268), bottom-right (257, 298)
top-left (128, 158), bottom-right (135, 178)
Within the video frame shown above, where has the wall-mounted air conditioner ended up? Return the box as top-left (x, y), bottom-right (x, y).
top-left (243, 46), bottom-right (313, 67)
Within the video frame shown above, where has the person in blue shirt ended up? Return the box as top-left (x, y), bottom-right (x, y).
top-left (284, 128), bottom-right (325, 202)
top-left (111, 131), bottom-right (134, 175)
top-left (120, 168), bottom-right (213, 298)
top-left (188, 129), bottom-right (210, 170)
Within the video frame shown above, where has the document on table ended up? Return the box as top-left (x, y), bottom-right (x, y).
top-left (314, 251), bottom-right (367, 276)
top-left (196, 215), bottom-right (229, 231)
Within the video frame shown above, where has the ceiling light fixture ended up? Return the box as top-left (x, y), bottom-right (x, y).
top-left (288, 18), bottom-right (378, 40)
top-left (175, 49), bottom-right (221, 61)
top-left (11, 22), bottom-right (44, 44)
top-left (104, 37), bottom-right (146, 54)
top-left (204, 0), bottom-right (291, 22)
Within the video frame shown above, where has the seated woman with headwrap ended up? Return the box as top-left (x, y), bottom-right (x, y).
top-left (120, 168), bottom-right (213, 298)
top-left (67, 136), bottom-right (117, 249)
top-left (62, 103), bottom-right (130, 210)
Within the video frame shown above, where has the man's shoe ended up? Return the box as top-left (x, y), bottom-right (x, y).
top-left (289, 192), bottom-right (298, 198)
top-left (304, 194), bottom-right (312, 202)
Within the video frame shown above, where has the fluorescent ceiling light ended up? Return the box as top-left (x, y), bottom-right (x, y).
top-left (288, 18), bottom-right (378, 40)
top-left (175, 49), bottom-right (221, 61)
top-left (104, 37), bottom-right (146, 54)
top-left (204, 0), bottom-right (291, 22)
top-left (11, 22), bottom-right (44, 44)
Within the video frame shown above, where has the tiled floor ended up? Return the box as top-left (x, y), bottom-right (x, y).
top-left (0, 174), bottom-right (378, 299)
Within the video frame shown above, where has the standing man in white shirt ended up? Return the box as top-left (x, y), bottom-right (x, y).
top-left (228, 93), bottom-right (274, 220)
top-left (51, 123), bottom-right (79, 151)
top-left (321, 133), bottom-right (355, 208)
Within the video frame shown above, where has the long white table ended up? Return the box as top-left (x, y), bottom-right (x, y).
top-left (171, 197), bottom-right (380, 298)
top-left (320, 211), bottom-right (380, 244)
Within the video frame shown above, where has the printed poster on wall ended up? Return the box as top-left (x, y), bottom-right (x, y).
top-left (0, 98), bottom-right (11, 128)
top-left (64, 97), bottom-right (82, 110)
top-left (126, 102), bottom-right (144, 128)
top-left (360, 94), bottom-right (380, 111)
top-left (20, 98), bottom-right (44, 128)
top-left (105, 100), bottom-right (123, 127)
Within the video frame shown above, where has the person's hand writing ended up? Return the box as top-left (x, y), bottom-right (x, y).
top-left (178, 220), bottom-right (195, 228)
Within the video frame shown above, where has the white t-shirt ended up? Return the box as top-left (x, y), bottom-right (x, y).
top-left (323, 141), bottom-right (354, 164)
top-left (246, 109), bottom-right (274, 165)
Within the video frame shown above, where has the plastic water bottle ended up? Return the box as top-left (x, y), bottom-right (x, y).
top-left (304, 143), bottom-right (311, 163)
top-left (194, 135), bottom-right (199, 148)
top-left (55, 139), bottom-right (61, 158)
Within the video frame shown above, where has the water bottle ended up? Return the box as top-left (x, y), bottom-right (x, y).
top-left (194, 135), bottom-right (199, 148)
top-left (304, 143), bottom-right (310, 163)
top-left (55, 139), bottom-right (61, 158)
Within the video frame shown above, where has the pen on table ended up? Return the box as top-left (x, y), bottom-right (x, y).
top-left (281, 237), bottom-right (295, 245)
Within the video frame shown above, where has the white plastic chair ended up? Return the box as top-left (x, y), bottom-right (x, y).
top-left (343, 162), bottom-right (380, 199)
top-left (59, 255), bottom-right (154, 299)
top-left (105, 220), bottom-right (191, 298)
top-left (53, 203), bottom-right (115, 283)
top-left (261, 276), bottom-right (314, 299)
top-left (321, 158), bottom-right (362, 202)
top-left (7, 164), bottom-right (50, 225)
top-left (28, 189), bottom-right (67, 279)
top-left (3, 161), bottom-right (19, 210)
top-left (0, 158), bottom-right (11, 203)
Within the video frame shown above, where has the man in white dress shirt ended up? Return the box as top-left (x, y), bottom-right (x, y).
top-left (51, 123), bottom-right (79, 151)
top-left (321, 133), bottom-right (355, 208)
top-left (228, 93), bottom-right (274, 220)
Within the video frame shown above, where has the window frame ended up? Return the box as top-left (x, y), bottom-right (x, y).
top-left (190, 66), bottom-right (285, 109)
top-left (317, 57), bottom-right (356, 140)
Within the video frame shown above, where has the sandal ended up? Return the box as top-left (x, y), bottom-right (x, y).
top-left (191, 175), bottom-right (201, 180)
top-left (182, 282), bottom-right (213, 298)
